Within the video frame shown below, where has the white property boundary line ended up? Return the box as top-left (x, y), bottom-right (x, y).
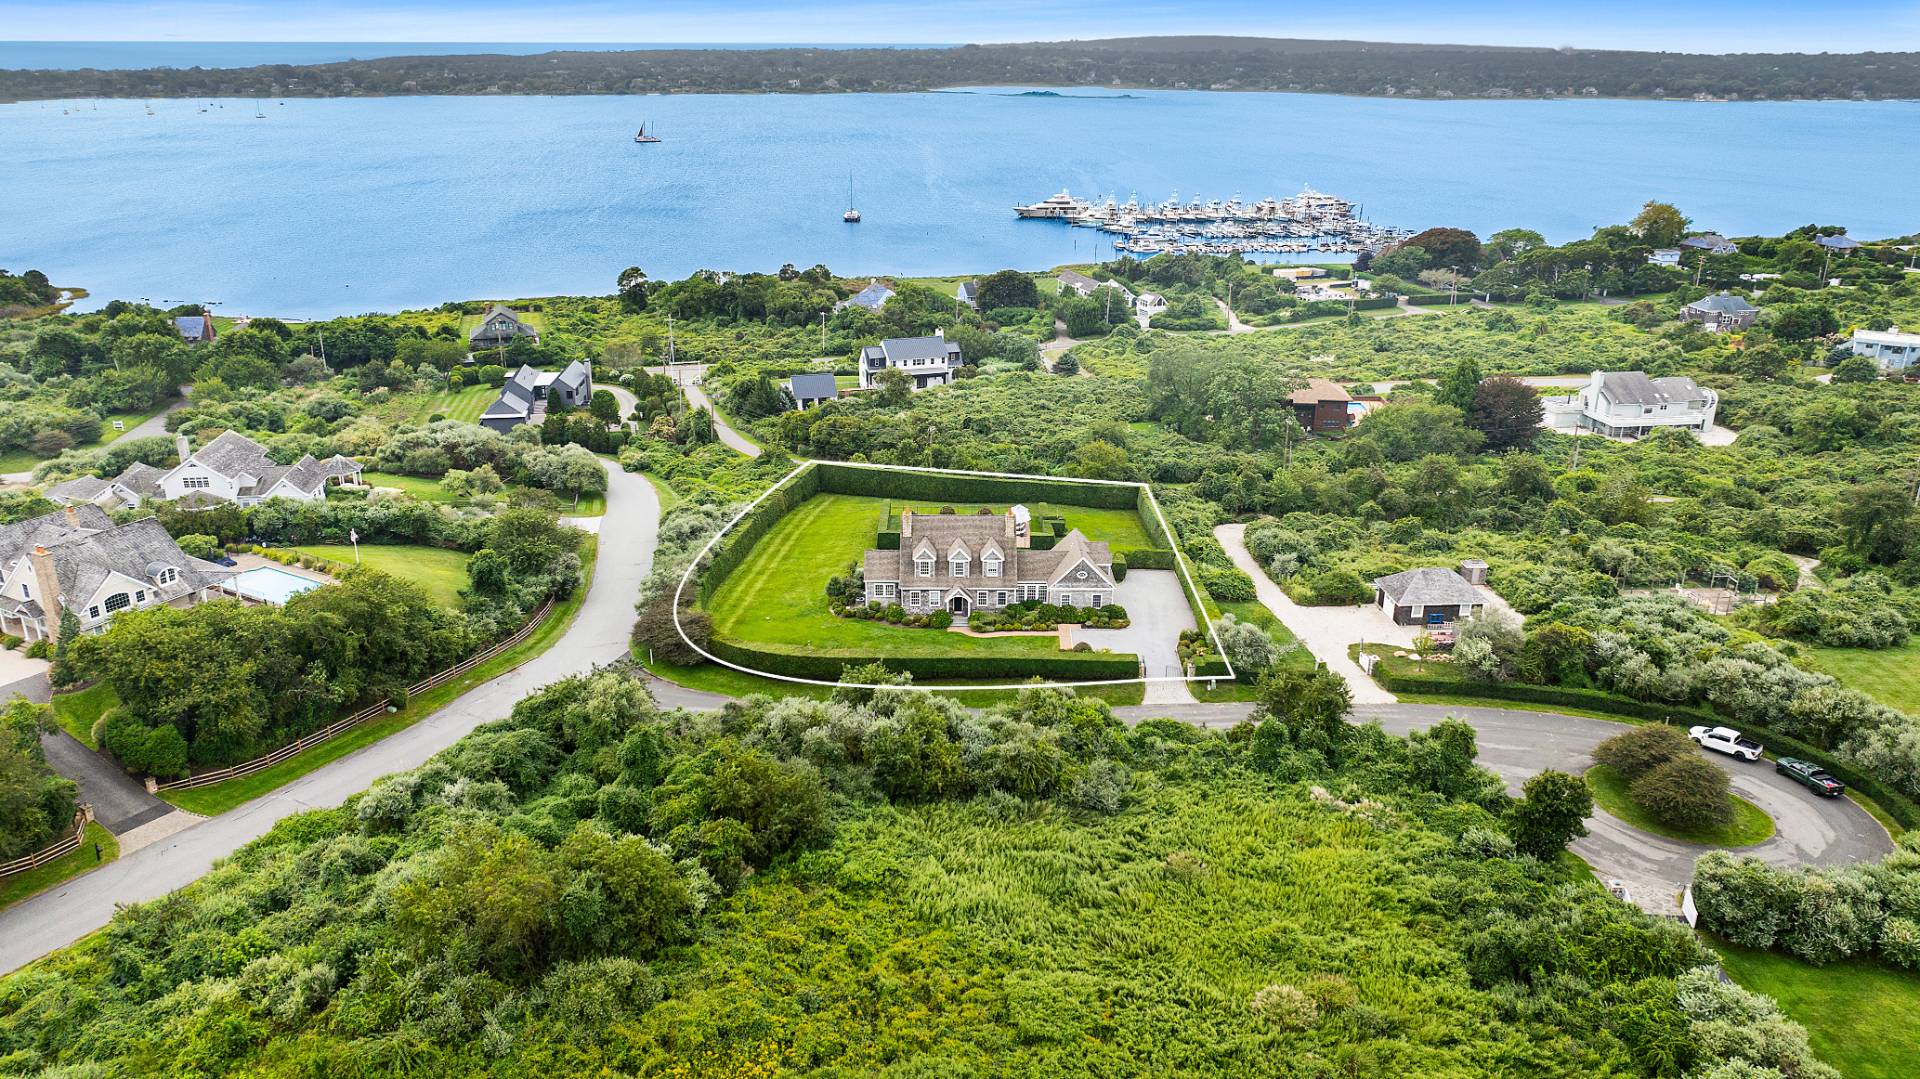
top-left (670, 459), bottom-right (1236, 692)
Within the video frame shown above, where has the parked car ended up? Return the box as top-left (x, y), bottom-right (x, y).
top-left (1776, 757), bottom-right (1846, 797)
top-left (1688, 725), bottom-right (1763, 761)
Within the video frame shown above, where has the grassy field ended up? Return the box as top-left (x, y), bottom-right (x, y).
top-left (0, 822), bottom-right (117, 912)
top-left (1714, 938), bottom-right (1920, 1079)
top-left (358, 470), bottom-right (458, 501)
top-left (404, 384), bottom-right (499, 425)
top-left (1586, 763), bottom-right (1775, 847)
top-left (51, 683), bottom-right (117, 750)
top-left (705, 493), bottom-right (1147, 661)
top-left (293, 544), bottom-right (470, 609)
top-left (1801, 641), bottom-right (1920, 714)
top-left (163, 539), bottom-right (595, 816)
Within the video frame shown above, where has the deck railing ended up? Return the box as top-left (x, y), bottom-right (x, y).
top-left (154, 596), bottom-right (554, 792)
top-left (0, 806), bottom-right (92, 881)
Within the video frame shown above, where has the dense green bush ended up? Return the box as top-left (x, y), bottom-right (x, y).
top-left (1593, 724), bottom-right (1697, 780)
top-left (1630, 756), bottom-right (1735, 830)
top-left (705, 636), bottom-right (1139, 682)
top-left (0, 700), bottom-right (78, 858)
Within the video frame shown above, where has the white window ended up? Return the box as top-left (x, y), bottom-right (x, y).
top-left (976, 590), bottom-right (988, 605)
top-left (996, 591), bottom-right (1008, 606)
top-left (104, 593), bottom-right (131, 613)
top-left (950, 556), bottom-right (968, 577)
top-left (983, 556), bottom-right (1002, 578)
top-left (155, 567), bottom-right (177, 586)
top-left (182, 476), bottom-right (211, 490)
top-left (874, 583), bottom-right (896, 599)
top-left (915, 559), bottom-right (933, 577)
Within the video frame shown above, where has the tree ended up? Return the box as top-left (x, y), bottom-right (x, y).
top-left (1768, 304), bottom-right (1839, 342)
top-left (1485, 228), bottom-right (1547, 262)
top-left (1370, 244), bottom-right (1429, 279)
top-left (1352, 401), bottom-right (1483, 462)
top-left (1435, 355), bottom-right (1482, 411)
top-left (1631, 756), bottom-right (1734, 830)
top-left (874, 367), bottom-right (912, 406)
top-left (1507, 769), bottom-right (1593, 858)
top-left (728, 374), bottom-right (792, 420)
top-left (1630, 201), bottom-right (1690, 248)
top-left (589, 389), bottom-right (622, 427)
top-left (1593, 724), bottom-right (1696, 781)
top-left (1401, 227), bottom-right (1483, 273)
top-left (1830, 355), bottom-right (1880, 383)
top-left (616, 266), bottom-right (650, 311)
top-left (1836, 482), bottom-right (1913, 564)
top-left (976, 269), bottom-right (1040, 310)
top-left (1466, 375), bottom-right (1543, 452)
top-left (1053, 352), bottom-right (1080, 376)
top-left (1065, 439), bottom-right (1134, 481)
top-left (1252, 668), bottom-right (1353, 764)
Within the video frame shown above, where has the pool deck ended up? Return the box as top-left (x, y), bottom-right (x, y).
top-left (226, 554), bottom-right (335, 603)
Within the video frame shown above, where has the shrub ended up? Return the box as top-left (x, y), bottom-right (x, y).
top-left (1297, 567), bottom-right (1373, 605)
top-left (1507, 769), bottom-right (1592, 858)
top-left (1631, 756), bottom-right (1734, 831)
top-left (1248, 984), bottom-right (1318, 1030)
top-left (1881, 916), bottom-right (1920, 970)
top-left (1592, 724), bottom-right (1696, 781)
top-left (24, 640), bottom-right (50, 660)
top-left (1196, 563), bottom-right (1255, 602)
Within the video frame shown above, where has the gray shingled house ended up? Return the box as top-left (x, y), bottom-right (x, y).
top-left (1680, 291), bottom-right (1759, 332)
top-left (786, 372), bottom-right (840, 410)
top-left (0, 504), bottom-right (235, 643)
top-left (863, 507), bottom-right (1114, 618)
top-left (468, 304), bottom-right (541, 350)
top-left (479, 360), bottom-right (593, 433)
top-left (1371, 567), bottom-right (1487, 627)
top-left (158, 431), bottom-right (361, 506)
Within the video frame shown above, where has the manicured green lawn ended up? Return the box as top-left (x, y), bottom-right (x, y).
top-left (293, 544), bottom-right (470, 609)
top-left (163, 539), bottom-right (595, 816)
top-left (1713, 937), bottom-right (1920, 1079)
top-left (0, 822), bottom-right (117, 911)
top-left (406, 384), bottom-right (499, 425)
top-left (1586, 763), bottom-right (1775, 847)
top-left (1802, 641), bottom-right (1920, 715)
top-left (359, 471), bottom-right (457, 502)
top-left (0, 404), bottom-right (167, 474)
top-left (704, 493), bottom-right (1148, 662)
top-left (51, 683), bottom-right (118, 750)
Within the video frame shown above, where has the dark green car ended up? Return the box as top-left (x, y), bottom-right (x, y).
top-left (1775, 757), bottom-right (1845, 798)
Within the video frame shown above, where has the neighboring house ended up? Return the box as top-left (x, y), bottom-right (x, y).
top-left (1136, 291), bottom-right (1168, 315)
top-left (835, 279), bottom-right (895, 313)
top-left (786, 373), bottom-right (840, 410)
top-left (468, 304), bottom-right (540, 350)
top-left (172, 313), bottom-right (215, 344)
top-left (956, 280), bottom-right (980, 309)
top-left (1680, 291), bottom-right (1759, 332)
top-left (1648, 248), bottom-right (1682, 267)
top-left (478, 360), bottom-right (594, 434)
top-left (1372, 566), bottom-right (1486, 627)
top-left (159, 431), bottom-right (362, 506)
top-left (1851, 327), bottom-right (1920, 372)
top-left (1290, 378), bottom-right (1355, 433)
top-left (1541, 371), bottom-right (1719, 439)
top-left (862, 506), bottom-right (1114, 618)
top-left (1058, 269), bottom-right (1136, 307)
top-left (0, 504), bottom-right (235, 643)
top-left (1817, 234), bottom-right (1863, 252)
top-left (1271, 266), bottom-right (1328, 281)
top-left (48, 461), bottom-right (175, 512)
top-left (858, 331), bottom-right (965, 390)
top-left (1680, 233), bottom-right (1738, 255)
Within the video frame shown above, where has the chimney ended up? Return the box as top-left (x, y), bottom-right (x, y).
top-left (899, 508), bottom-right (912, 538)
top-left (63, 504), bottom-right (77, 523)
top-left (175, 433), bottom-right (191, 463)
top-left (29, 545), bottom-right (62, 643)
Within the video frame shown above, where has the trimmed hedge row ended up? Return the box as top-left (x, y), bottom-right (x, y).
top-left (697, 464), bottom-right (822, 605)
top-left (1371, 667), bottom-right (1920, 830)
top-left (1120, 547), bottom-right (1176, 570)
top-left (814, 461), bottom-right (1139, 509)
top-left (707, 636), bottom-right (1142, 682)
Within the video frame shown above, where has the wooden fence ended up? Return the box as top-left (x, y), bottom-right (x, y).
top-left (0, 805), bottom-right (93, 881)
top-left (155, 597), bottom-right (555, 792)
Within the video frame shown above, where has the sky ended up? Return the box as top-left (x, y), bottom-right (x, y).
top-left (3, 0), bottom-right (1918, 53)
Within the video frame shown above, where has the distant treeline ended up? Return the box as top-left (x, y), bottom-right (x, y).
top-left (5, 36), bottom-right (1920, 102)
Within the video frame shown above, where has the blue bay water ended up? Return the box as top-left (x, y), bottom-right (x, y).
top-left (2, 90), bottom-right (1915, 319)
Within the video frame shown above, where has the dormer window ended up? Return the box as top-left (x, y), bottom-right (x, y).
top-left (950, 555), bottom-right (969, 577)
top-left (983, 554), bottom-right (1002, 578)
top-left (154, 566), bottom-right (178, 586)
top-left (915, 558), bottom-right (933, 578)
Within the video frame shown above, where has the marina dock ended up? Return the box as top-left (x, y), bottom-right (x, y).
top-left (1014, 187), bottom-right (1409, 257)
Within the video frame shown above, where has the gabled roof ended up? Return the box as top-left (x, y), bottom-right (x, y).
top-left (879, 335), bottom-right (961, 363)
top-left (44, 517), bottom-right (234, 605)
top-left (1685, 291), bottom-right (1757, 315)
top-left (1680, 233), bottom-right (1733, 249)
top-left (1372, 567), bottom-right (1484, 607)
top-left (787, 373), bottom-right (839, 401)
top-left (188, 430), bottom-right (276, 480)
top-left (841, 280), bottom-right (894, 312)
top-left (110, 461), bottom-right (168, 498)
top-left (45, 476), bottom-right (110, 504)
top-left (1289, 377), bottom-right (1350, 405)
top-left (1817, 234), bottom-right (1862, 249)
top-left (0, 505), bottom-right (112, 558)
top-left (172, 314), bottom-right (210, 341)
top-left (1595, 371), bottom-right (1709, 407)
top-left (957, 280), bottom-right (979, 302)
top-left (469, 304), bottom-right (537, 343)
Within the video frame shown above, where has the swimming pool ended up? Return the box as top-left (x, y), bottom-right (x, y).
top-left (230, 566), bottom-right (327, 605)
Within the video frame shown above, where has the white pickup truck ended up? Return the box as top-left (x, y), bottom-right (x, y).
top-left (1689, 725), bottom-right (1763, 762)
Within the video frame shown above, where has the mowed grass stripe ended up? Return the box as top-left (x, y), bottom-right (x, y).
top-left (711, 496), bottom-right (833, 636)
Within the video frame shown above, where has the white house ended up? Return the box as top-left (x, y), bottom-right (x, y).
top-left (1850, 327), bottom-right (1920, 372)
top-left (1648, 248), bottom-right (1682, 267)
top-left (159, 431), bottom-right (361, 506)
top-left (857, 332), bottom-right (966, 390)
top-left (0, 505), bottom-right (234, 643)
top-left (1542, 371), bottom-right (1718, 439)
top-left (1058, 269), bottom-right (1136, 308)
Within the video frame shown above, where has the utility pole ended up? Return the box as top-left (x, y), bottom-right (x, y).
top-left (819, 311), bottom-right (826, 356)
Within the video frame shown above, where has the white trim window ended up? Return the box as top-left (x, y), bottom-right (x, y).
top-left (950, 555), bottom-right (968, 577)
top-left (983, 554), bottom-right (1002, 578)
top-left (104, 592), bottom-right (131, 614)
top-left (975, 589), bottom-right (988, 605)
top-left (182, 476), bottom-right (212, 490)
top-left (155, 567), bottom-right (177, 586)
top-left (87, 605), bottom-right (99, 619)
top-left (873, 582), bottom-right (897, 600)
top-left (1092, 593), bottom-right (1103, 607)
top-left (995, 590), bottom-right (1008, 606)
top-left (915, 558), bottom-right (933, 577)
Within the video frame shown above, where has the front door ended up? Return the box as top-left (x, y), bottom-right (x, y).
top-left (948, 595), bottom-right (969, 616)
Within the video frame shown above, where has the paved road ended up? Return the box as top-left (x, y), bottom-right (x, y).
top-left (1112, 699), bottom-right (1893, 914)
top-left (1214, 522), bottom-right (1398, 704)
top-left (648, 364), bottom-right (761, 458)
top-left (0, 458), bottom-right (659, 976)
top-left (37, 729), bottom-right (172, 834)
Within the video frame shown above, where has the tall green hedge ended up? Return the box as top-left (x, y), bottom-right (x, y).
top-left (1120, 548), bottom-right (1176, 570)
top-left (697, 464), bottom-right (822, 604)
top-left (1370, 666), bottom-right (1920, 830)
top-left (814, 461), bottom-right (1139, 509)
top-left (708, 637), bottom-right (1141, 682)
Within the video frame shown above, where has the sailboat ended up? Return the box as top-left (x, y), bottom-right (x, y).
top-left (842, 174), bottom-right (861, 223)
top-left (254, 98), bottom-right (266, 118)
top-left (633, 120), bottom-right (661, 144)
